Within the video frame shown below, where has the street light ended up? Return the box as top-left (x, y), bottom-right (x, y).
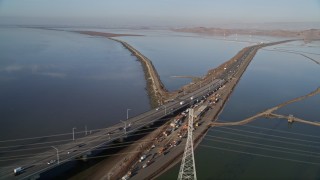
top-left (51, 146), bottom-right (59, 164)
top-left (120, 120), bottom-right (126, 134)
top-left (127, 108), bottom-right (131, 120)
top-left (72, 127), bottom-right (76, 141)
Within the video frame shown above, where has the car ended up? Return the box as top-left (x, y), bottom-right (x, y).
top-left (13, 167), bottom-right (23, 176)
top-left (47, 160), bottom-right (56, 165)
top-left (77, 143), bottom-right (86, 147)
top-left (142, 163), bottom-right (147, 168)
top-left (122, 175), bottom-right (130, 180)
top-left (139, 155), bottom-right (146, 162)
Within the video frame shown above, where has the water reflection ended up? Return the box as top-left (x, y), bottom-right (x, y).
top-left (0, 27), bottom-right (150, 141)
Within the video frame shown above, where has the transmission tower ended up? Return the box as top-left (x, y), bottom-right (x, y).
top-left (178, 108), bottom-right (197, 180)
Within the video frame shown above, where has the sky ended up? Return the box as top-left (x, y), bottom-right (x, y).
top-left (0, 0), bottom-right (319, 28)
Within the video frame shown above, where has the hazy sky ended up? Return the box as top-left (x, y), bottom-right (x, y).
top-left (0, 0), bottom-right (319, 27)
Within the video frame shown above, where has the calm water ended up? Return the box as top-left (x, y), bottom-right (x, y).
top-left (116, 32), bottom-right (252, 91)
top-left (0, 27), bottom-right (150, 141)
top-left (159, 41), bottom-right (320, 179)
top-left (1, 27), bottom-right (319, 178)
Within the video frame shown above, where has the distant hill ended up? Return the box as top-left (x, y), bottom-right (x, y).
top-left (173, 27), bottom-right (320, 43)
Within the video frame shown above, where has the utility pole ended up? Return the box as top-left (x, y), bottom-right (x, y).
top-left (51, 146), bottom-right (59, 164)
top-left (178, 108), bottom-right (197, 180)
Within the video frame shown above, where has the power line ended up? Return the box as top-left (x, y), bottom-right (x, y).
top-left (0, 120), bottom-right (187, 161)
top-left (4, 120), bottom-right (317, 162)
top-left (0, 108), bottom-right (178, 143)
top-left (211, 126), bottom-right (320, 145)
top-left (0, 126), bottom-right (115, 143)
top-left (200, 144), bottom-right (320, 166)
top-left (1, 128), bottom-right (319, 177)
top-left (226, 123), bottom-right (320, 139)
top-left (0, 117), bottom-right (173, 149)
top-left (0, 138), bottom-right (157, 162)
top-left (205, 135), bottom-right (320, 156)
top-left (210, 129), bottom-right (320, 149)
top-left (204, 137), bottom-right (320, 159)
top-left (0, 124), bottom-right (169, 153)
top-left (0, 148), bottom-right (151, 170)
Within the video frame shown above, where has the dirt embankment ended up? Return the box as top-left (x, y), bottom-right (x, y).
top-left (109, 38), bottom-right (169, 108)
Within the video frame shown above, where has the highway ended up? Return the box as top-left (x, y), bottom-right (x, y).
top-left (104, 40), bottom-right (296, 179)
top-left (121, 45), bottom-right (261, 180)
top-left (1, 39), bottom-right (294, 179)
top-left (1, 80), bottom-right (224, 179)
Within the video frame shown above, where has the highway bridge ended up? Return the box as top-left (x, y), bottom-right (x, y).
top-left (1, 81), bottom-right (225, 179)
top-left (1, 40), bottom-right (292, 179)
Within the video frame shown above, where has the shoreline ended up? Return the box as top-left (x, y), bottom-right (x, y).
top-left (173, 27), bottom-right (320, 43)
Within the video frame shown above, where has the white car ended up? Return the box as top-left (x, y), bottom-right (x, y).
top-left (142, 163), bottom-right (147, 168)
top-left (122, 175), bottom-right (130, 180)
top-left (139, 155), bottom-right (146, 162)
top-left (47, 160), bottom-right (56, 165)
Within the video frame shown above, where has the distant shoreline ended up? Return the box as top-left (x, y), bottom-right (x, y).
top-left (74, 30), bottom-right (143, 38)
top-left (172, 27), bottom-right (320, 43)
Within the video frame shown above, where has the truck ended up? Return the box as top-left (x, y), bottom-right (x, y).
top-left (13, 167), bottom-right (23, 175)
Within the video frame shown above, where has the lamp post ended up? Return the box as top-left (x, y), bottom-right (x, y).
top-left (72, 127), bottom-right (76, 141)
top-left (120, 120), bottom-right (126, 134)
top-left (51, 146), bottom-right (59, 164)
top-left (127, 108), bottom-right (131, 120)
